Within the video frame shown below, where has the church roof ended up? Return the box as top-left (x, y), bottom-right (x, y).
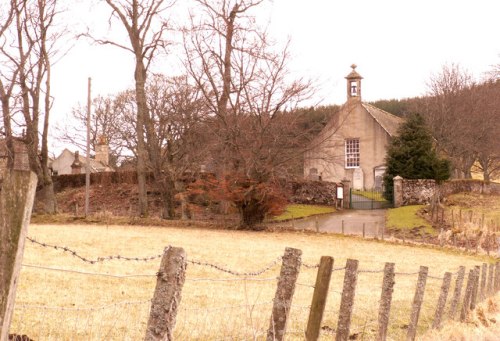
top-left (361, 103), bottom-right (403, 137)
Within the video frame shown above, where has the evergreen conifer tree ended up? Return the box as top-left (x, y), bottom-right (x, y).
top-left (383, 113), bottom-right (450, 201)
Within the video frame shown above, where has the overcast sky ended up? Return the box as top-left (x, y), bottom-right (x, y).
top-left (50, 0), bottom-right (500, 152)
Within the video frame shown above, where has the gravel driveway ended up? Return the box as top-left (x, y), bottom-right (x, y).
top-left (289, 209), bottom-right (387, 237)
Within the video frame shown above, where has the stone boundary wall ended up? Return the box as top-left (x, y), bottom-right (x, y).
top-left (287, 180), bottom-right (338, 206)
top-left (395, 178), bottom-right (500, 207)
top-left (439, 179), bottom-right (500, 197)
top-left (401, 179), bottom-right (437, 206)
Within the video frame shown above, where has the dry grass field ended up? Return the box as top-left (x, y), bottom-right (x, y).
top-left (10, 223), bottom-right (495, 340)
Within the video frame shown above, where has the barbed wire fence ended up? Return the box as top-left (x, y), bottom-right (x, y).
top-left (8, 236), bottom-right (500, 340)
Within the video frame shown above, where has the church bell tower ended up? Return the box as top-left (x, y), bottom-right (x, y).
top-left (345, 64), bottom-right (363, 102)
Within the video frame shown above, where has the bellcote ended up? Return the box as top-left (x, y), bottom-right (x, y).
top-left (345, 64), bottom-right (363, 101)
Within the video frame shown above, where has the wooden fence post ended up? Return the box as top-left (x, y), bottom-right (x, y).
top-left (470, 266), bottom-right (480, 310)
top-left (406, 266), bottom-right (428, 341)
top-left (448, 266), bottom-right (465, 320)
top-left (362, 223), bottom-right (365, 238)
top-left (305, 256), bottom-right (334, 341)
top-left (267, 247), bottom-right (302, 341)
top-left (0, 171), bottom-right (38, 341)
top-left (496, 262), bottom-right (500, 292)
top-left (460, 269), bottom-right (476, 322)
top-left (487, 263), bottom-right (494, 296)
top-left (432, 272), bottom-right (452, 329)
top-left (144, 246), bottom-right (187, 341)
top-left (377, 262), bottom-right (395, 341)
top-left (480, 263), bottom-right (487, 301)
top-left (335, 259), bottom-right (359, 341)
top-left (341, 220), bottom-right (345, 235)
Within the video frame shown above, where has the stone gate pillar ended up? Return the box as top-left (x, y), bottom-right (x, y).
top-left (341, 179), bottom-right (351, 209)
top-left (393, 175), bottom-right (403, 208)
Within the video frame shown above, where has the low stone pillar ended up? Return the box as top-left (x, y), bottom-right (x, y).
top-left (393, 175), bottom-right (403, 208)
top-left (341, 179), bottom-right (351, 209)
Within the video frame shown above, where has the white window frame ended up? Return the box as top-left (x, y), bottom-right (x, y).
top-left (345, 138), bottom-right (360, 168)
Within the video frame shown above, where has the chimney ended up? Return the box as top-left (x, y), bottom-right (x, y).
top-left (71, 150), bottom-right (83, 174)
top-left (95, 135), bottom-right (109, 166)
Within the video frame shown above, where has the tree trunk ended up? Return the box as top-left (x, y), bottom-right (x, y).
top-left (240, 199), bottom-right (266, 229)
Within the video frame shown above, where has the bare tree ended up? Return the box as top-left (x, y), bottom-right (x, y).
top-left (0, 0), bottom-right (62, 213)
top-left (55, 94), bottom-right (133, 167)
top-left (89, 0), bottom-right (175, 217)
top-left (422, 64), bottom-right (478, 178)
top-left (184, 0), bottom-right (313, 227)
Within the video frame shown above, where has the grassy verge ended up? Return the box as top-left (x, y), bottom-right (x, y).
top-left (270, 204), bottom-right (335, 221)
top-left (386, 205), bottom-right (435, 236)
top-left (12, 223), bottom-right (489, 340)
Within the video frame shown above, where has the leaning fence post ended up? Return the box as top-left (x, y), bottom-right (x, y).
top-left (460, 269), bottom-right (476, 322)
top-left (470, 265), bottom-right (480, 310)
top-left (335, 259), bottom-right (359, 341)
top-left (432, 272), bottom-right (452, 329)
top-left (305, 256), bottom-right (334, 341)
top-left (0, 171), bottom-right (38, 341)
top-left (487, 263), bottom-right (494, 296)
top-left (406, 266), bottom-right (428, 341)
top-left (377, 262), bottom-right (395, 341)
top-left (144, 246), bottom-right (187, 341)
top-left (267, 247), bottom-right (302, 341)
top-left (480, 263), bottom-right (487, 301)
top-left (448, 266), bottom-right (465, 320)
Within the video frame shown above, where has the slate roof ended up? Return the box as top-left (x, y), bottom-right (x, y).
top-left (361, 103), bottom-right (404, 137)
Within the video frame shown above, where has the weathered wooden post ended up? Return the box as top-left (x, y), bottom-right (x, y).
top-left (144, 246), bottom-right (187, 341)
top-left (495, 262), bottom-right (500, 292)
top-left (448, 266), bottom-right (465, 320)
top-left (460, 269), bottom-right (476, 322)
top-left (335, 259), bottom-right (359, 341)
top-left (377, 262), bottom-right (395, 341)
top-left (341, 220), bottom-right (345, 235)
top-left (267, 247), bottom-right (302, 341)
top-left (480, 263), bottom-right (487, 301)
top-left (0, 171), bottom-right (38, 341)
top-left (487, 263), bottom-right (494, 296)
top-left (406, 266), bottom-right (428, 341)
top-left (362, 223), bottom-right (365, 238)
top-left (432, 272), bottom-right (452, 329)
top-left (470, 266), bottom-right (480, 310)
top-left (305, 256), bottom-right (334, 341)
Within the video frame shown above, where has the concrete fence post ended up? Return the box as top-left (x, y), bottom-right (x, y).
top-left (306, 256), bottom-right (334, 341)
top-left (377, 262), bottom-right (395, 341)
top-left (393, 176), bottom-right (403, 208)
top-left (0, 171), bottom-right (38, 341)
top-left (335, 259), bottom-right (359, 341)
top-left (144, 246), bottom-right (187, 341)
top-left (406, 266), bottom-right (428, 341)
top-left (448, 266), bottom-right (465, 320)
top-left (267, 247), bottom-right (302, 341)
top-left (460, 269), bottom-right (476, 322)
top-left (432, 272), bottom-right (452, 329)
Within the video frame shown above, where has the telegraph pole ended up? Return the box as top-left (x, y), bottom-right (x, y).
top-left (85, 77), bottom-right (91, 216)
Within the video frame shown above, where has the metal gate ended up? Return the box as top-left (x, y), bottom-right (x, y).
top-left (350, 188), bottom-right (393, 209)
